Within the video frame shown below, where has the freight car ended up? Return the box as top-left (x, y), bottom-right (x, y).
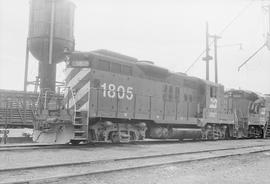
top-left (32, 50), bottom-right (270, 144)
top-left (0, 89), bottom-right (38, 128)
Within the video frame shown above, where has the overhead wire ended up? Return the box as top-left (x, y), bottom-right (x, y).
top-left (184, 0), bottom-right (256, 74)
top-left (237, 43), bottom-right (266, 71)
top-left (238, 1), bottom-right (270, 71)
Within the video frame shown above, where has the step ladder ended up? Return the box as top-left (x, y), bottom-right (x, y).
top-left (69, 87), bottom-right (90, 144)
top-left (70, 110), bottom-right (89, 144)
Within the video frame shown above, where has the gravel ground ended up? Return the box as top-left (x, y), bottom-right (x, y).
top-left (2, 144), bottom-right (269, 183)
top-left (1, 139), bottom-right (270, 170)
top-left (49, 151), bottom-right (270, 184)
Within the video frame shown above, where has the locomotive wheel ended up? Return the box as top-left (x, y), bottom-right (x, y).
top-left (110, 132), bottom-right (121, 143)
top-left (204, 129), bottom-right (213, 140)
top-left (207, 131), bottom-right (214, 140)
top-left (111, 135), bottom-right (120, 143)
top-left (129, 131), bottom-right (137, 141)
top-left (214, 127), bottom-right (222, 140)
top-left (220, 126), bottom-right (227, 140)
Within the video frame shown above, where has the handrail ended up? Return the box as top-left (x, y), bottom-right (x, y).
top-left (69, 87), bottom-right (77, 123)
top-left (35, 91), bottom-right (42, 113)
top-left (43, 90), bottom-right (55, 110)
top-left (44, 91), bottom-right (48, 110)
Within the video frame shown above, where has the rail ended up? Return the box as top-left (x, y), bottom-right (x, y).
top-left (2, 141), bottom-right (270, 183)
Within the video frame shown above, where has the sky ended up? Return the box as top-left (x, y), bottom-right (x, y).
top-left (0, 0), bottom-right (270, 94)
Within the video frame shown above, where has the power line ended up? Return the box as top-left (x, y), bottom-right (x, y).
top-left (237, 43), bottom-right (266, 71)
top-left (184, 50), bottom-right (205, 74)
top-left (185, 0), bottom-right (255, 74)
top-left (237, 3), bottom-right (270, 71)
top-left (218, 1), bottom-right (255, 35)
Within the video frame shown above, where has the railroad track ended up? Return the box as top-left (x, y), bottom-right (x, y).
top-left (0, 138), bottom-right (265, 152)
top-left (1, 143), bottom-right (270, 184)
top-left (0, 139), bottom-right (196, 152)
top-left (0, 143), bottom-right (80, 151)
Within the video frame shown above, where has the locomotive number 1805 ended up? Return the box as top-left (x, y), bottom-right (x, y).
top-left (100, 83), bottom-right (133, 100)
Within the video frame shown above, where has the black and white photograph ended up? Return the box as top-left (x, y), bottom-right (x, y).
top-left (0, 0), bottom-right (270, 183)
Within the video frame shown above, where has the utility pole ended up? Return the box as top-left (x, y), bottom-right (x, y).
top-left (210, 35), bottom-right (221, 83)
top-left (266, 4), bottom-right (270, 50)
top-left (202, 22), bottom-right (213, 81)
top-left (23, 39), bottom-right (29, 124)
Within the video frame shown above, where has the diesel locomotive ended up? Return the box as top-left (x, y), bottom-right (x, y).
top-left (32, 49), bottom-right (270, 144)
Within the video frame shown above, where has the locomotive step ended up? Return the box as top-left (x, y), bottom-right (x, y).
top-left (73, 123), bottom-right (86, 126)
top-left (74, 130), bottom-right (86, 133)
top-left (74, 136), bottom-right (85, 138)
top-left (71, 137), bottom-right (88, 141)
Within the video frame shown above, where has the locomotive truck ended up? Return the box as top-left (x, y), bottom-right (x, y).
top-left (32, 49), bottom-right (270, 144)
